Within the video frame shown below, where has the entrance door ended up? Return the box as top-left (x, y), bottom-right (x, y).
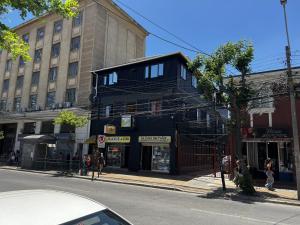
top-left (268, 142), bottom-right (279, 178)
top-left (142, 146), bottom-right (152, 170)
top-left (258, 143), bottom-right (267, 170)
top-left (122, 146), bottom-right (130, 168)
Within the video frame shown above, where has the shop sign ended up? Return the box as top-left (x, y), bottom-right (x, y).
top-left (138, 136), bottom-right (171, 143)
top-left (97, 135), bottom-right (105, 148)
top-left (121, 115), bottom-right (132, 128)
top-left (104, 124), bottom-right (116, 135)
top-left (106, 136), bottom-right (131, 143)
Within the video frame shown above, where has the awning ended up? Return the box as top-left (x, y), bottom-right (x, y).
top-left (18, 135), bottom-right (56, 144)
top-left (85, 135), bottom-right (96, 144)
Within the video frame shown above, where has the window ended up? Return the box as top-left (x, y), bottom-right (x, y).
top-left (108, 72), bottom-right (118, 85)
top-left (16, 76), bottom-right (24, 89)
top-left (70, 36), bottom-right (80, 51)
top-left (151, 100), bottom-right (161, 116)
top-left (22, 33), bottom-right (29, 43)
top-left (103, 76), bottom-right (107, 85)
top-left (34, 49), bottom-right (42, 63)
top-left (23, 122), bottom-right (36, 134)
top-left (72, 11), bottom-right (82, 27)
top-left (51, 43), bottom-right (60, 58)
top-left (14, 97), bottom-right (21, 112)
top-left (19, 56), bottom-right (25, 68)
top-left (150, 63), bottom-right (164, 78)
top-left (181, 65), bottom-right (187, 80)
top-left (2, 79), bottom-right (9, 92)
top-left (65, 88), bottom-right (76, 104)
top-left (31, 72), bottom-right (40, 86)
top-left (41, 121), bottom-right (55, 134)
top-left (68, 62), bottom-right (78, 77)
top-left (145, 66), bottom-right (149, 78)
top-left (54, 20), bottom-right (63, 34)
top-left (46, 92), bottom-right (56, 107)
top-left (105, 105), bottom-right (111, 117)
top-left (192, 75), bottom-right (197, 88)
top-left (36, 27), bottom-right (45, 41)
top-left (29, 95), bottom-right (37, 109)
top-left (49, 67), bottom-right (58, 81)
top-left (5, 59), bottom-right (12, 72)
top-left (0, 100), bottom-right (7, 111)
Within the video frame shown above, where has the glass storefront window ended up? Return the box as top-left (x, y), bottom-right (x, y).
top-left (151, 144), bottom-right (170, 173)
top-left (107, 146), bottom-right (121, 168)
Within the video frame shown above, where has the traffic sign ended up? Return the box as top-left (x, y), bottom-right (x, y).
top-left (97, 135), bottom-right (105, 148)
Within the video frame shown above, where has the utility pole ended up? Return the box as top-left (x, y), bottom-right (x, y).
top-left (280, 0), bottom-right (300, 199)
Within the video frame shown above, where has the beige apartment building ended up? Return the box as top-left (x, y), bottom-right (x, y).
top-left (0, 0), bottom-right (147, 163)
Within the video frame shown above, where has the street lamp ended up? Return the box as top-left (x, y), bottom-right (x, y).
top-left (279, 0), bottom-right (300, 200)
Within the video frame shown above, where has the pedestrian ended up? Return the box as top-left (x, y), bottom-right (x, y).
top-left (15, 150), bottom-right (20, 167)
top-left (97, 153), bottom-right (105, 178)
top-left (81, 155), bottom-right (88, 176)
top-left (265, 158), bottom-right (274, 190)
top-left (86, 155), bottom-right (91, 176)
top-left (233, 159), bottom-right (242, 187)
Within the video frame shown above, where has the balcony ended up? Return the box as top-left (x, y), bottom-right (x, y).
top-left (69, 50), bottom-right (79, 62)
top-left (18, 66), bottom-right (25, 75)
top-left (67, 77), bottom-right (77, 87)
top-left (36, 39), bottom-right (44, 49)
top-left (48, 81), bottom-right (56, 91)
top-left (52, 33), bottom-right (61, 43)
top-left (72, 26), bottom-right (81, 37)
top-left (33, 62), bottom-right (41, 71)
top-left (1, 91), bottom-right (8, 98)
top-left (31, 85), bottom-right (38, 93)
top-left (15, 88), bottom-right (22, 96)
top-left (4, 71), bottom-right (10, 79)
top-left (50, 57), bottom-right (59, 67)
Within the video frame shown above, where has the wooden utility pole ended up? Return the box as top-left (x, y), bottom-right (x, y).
top-left (280, 0), bottom-right (300, 199)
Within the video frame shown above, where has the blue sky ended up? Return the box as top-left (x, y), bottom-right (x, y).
top-left (2, 0), bottom-right (300, 72)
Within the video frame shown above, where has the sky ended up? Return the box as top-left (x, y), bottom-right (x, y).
top-left (2, 0), bottom-right (300, 73)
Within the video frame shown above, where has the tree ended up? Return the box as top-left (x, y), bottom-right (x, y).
top-left (0, 0), bottom-right (79, 61)
top-left (188, 40), bottom-right (256, 194)
top-left (54, 110), bottom-right (88, 130)
top-left (54, 110), bottom-right (88, 171)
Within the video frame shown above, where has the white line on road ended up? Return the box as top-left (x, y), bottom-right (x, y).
top-left (190, 208), bottom-right (291, 225)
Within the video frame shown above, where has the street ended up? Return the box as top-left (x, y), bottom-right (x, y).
top-left (0, 170), bottom-right (300, 225)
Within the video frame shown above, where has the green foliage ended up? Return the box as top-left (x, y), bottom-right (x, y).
top-left (188, 40), bottom-right (255, 108)
top-left (54, 110), bottom-right (88, 128)
top-left (0, 0), bottom-right (79, 60)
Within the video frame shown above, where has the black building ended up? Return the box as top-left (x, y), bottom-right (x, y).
top-left (90, 52), bottom-right (222, 174)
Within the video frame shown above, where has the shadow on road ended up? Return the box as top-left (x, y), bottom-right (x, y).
top-left (197, 187), bottom-right (291, 205)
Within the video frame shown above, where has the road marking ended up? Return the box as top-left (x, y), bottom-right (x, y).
top-left (191, 208), bottom-right (291, 225)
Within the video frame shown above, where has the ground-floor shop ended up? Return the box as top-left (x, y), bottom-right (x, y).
top-left (242, 139), bottom-right (294, 182)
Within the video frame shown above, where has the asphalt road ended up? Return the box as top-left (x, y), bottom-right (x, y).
top-left (1, 169), bottom-right (300, 225)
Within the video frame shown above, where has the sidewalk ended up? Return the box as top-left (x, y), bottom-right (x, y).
top-left (1, 166), bottom-right (299, 206)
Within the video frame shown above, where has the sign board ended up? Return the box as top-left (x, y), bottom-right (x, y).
top-left (106, 136), bottom-right (131, 143)
top-left (104, 125), bottom-right (116, 135)
top-left (121, 115), bottom-right (132, 128)
top-left (138, 136), bottom-right (171, 143)
top-left (97, 135), bottom-right (106, 148)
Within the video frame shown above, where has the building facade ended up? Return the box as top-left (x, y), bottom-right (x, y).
top-left (0, 0), bottom-right (147, 165)
top-left (90, 53), bottom-right (224, 174)
top-left (236, 67), bottom-right (300, 182)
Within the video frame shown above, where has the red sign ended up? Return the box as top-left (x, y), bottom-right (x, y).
top-left (97, 135), bottom-right (105, 148)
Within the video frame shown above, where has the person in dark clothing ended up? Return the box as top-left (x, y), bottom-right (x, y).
top-left (97, 153), bottom-right (105, 177)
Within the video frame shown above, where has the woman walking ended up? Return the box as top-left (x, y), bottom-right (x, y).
top-left (265, 158), bottom-right (274, 190)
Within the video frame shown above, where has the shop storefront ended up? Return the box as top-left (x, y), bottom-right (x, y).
top-left (105, 136), bottom-right (131, 168)
top-left (242, 128), bottom-right (294, 181)
top-left (139, 136), bottom-right (171, 173)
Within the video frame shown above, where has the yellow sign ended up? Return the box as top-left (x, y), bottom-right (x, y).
top-left (104, 125), bottom-right (116, 135)
top-left (106, 136), bottom-right (131, 143)
top-left (138, 136), bottom-right (171, 143)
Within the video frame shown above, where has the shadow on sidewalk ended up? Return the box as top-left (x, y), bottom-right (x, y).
top-left (197, 187), bottom-right (294, 205)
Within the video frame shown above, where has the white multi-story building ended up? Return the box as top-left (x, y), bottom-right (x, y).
top-left (0, 0), bottom-right (147, 163)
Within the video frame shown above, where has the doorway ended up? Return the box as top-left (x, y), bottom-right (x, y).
top-left (141, 146), bottom-right (152, 170)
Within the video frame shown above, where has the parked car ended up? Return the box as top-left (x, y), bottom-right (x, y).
top-left (0, 190), bottom-right (132, 225)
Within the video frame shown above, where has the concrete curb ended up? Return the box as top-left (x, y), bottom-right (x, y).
top-left (1, 167), bottom-right (299, 207)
